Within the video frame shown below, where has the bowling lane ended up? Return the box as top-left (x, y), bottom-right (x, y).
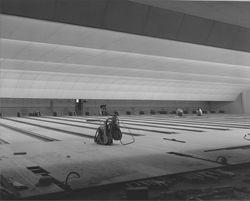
top-left (158, 119), bottom-right (250, 129)
top-left (48, 117), bottom-right (203, 136)
top-left (119, 116), bottom-right (250, 129)
top-left (67, 116), bottom-right (250, 155)
top-left (29, 116), bottom-right (178, 136)
top-left (172, 115), bottom-right (250, 125)
top-left (84, 115), bottom-right (226, 131)
top-left (67, 116), bottom-right (205, 133)
top-left (119, 118), bottom-right (230, 131)
top-left (0, 126), bottom-right (42, 143)
top-left (2, 117), bottom-right (93, 140)
top-left (116, 114), bottom-right (250, 127)
top-left (53, 116), bottom-right (201, 137)
top-left (152, 115), bottom-right (250, 126)
top-left (69, 115), bottom-right (250, 150)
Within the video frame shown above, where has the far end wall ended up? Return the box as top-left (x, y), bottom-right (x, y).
top-left (81, 99), bottom-right (209, 115)
top-left (242, 89), bottom-right (250, 114)
top-left (1, 94), bottom-right (248, 117)
top-left (0, 98), bottom-right (75, 116)
top-left (208, 93), bottom-right (245, 114)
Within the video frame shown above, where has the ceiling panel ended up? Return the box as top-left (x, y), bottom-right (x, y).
top-left (103, 0), bottom-right (148, 34)
top-left (130, 0), bottom-right (250, 29)
top-left (177, 15), bottom-right (213, 43)
top-left (207, 21), bottom-right (239, 49)
top-left (232, 28), bottom-right (250, 52)
top-left (2, 59), bottom-right (250, 86)
top-left (54, 0), bottom-right (107, 27)
top-left (0, 87), bottom-right (239, 101)
top-left (2, 44), bottom-right (250, 80)
top-left (144, 6), bottom-right (183, 40)
top-left (1, 14), bottom-right (250, 101)
top-left (2, 14), bottom-right (250, 66)
top-left (2, 0), bottom-right (56, 21)
top-left (3, 0), bottom-right (250, 53)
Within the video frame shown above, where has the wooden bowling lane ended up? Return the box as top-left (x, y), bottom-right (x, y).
top-left (154, 118), bottom-right (250, 129)
top-left (152, 115), bottom-right (250, 127)
top-left (88, 118), bottom-right (204, 132)
top-left (210, 114), bottom-right (250, 120)
top-left (33, 116), bottom-right (176, 135)
top-left (177, 115), bottom-right (250, 125)
top-left (0, 126), bottom-right (42, 144)
top-left (25, 116), bottom-right (177, 137)
top-left (87, 115), bottom-right (229, 131)
top-left (0, 120), bottom-right (58, 142)
top-left (62, 116), bottom-right (248, 150)
top-left (31, 116), bottom-right (146, 136)
top-left (39, 116), bottom-right (147, 136)
top-left (43, 117), bottom-right (179, 135)
top-left (70, 115), bottom-right (209, 136)
top-left (4, 117), bottom-right (95, 139)
top-left (121, 116), bottom-right (250, 129)
top-left (44, 116), bottom-right (193, 139)
top-left (68, 115), bottom-right (205, 133)
top-left (0, 118), bottom-right (82, 141)
top-left (119, 118), bottom-right (230, 131)
top-left (184, 114), bottom-right (250, 125)
top-left (170, 130), bottom-right (250, 151)
top-left (119, 115), bottom-right (250, 129)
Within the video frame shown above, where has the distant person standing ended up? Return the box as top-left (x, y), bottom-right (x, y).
top-left (176, 108), bottom-right (184, 117)
top-left (99, 105), bottom-right (108, 116)
top-left (197, 108), bottom-right (203, 116)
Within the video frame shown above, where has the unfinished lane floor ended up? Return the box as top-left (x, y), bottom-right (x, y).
top-left (1, 114), bottom-right (250, 199)
top-left (0, 118), bottom-right (87, 141)
top-left (0, 126), bottom-right (42, 144)
top-left (118, 116), bottom-right (250, 129)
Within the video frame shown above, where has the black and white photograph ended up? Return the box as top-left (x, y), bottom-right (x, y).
top-left (1, 0), bottom-right (250, 200)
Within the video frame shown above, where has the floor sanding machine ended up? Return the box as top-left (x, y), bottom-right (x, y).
top-left (93, 114), bottom-right (135, 145)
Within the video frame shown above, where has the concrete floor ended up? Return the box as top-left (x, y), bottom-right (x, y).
top-left (0, 114), bottom-right (250, 199)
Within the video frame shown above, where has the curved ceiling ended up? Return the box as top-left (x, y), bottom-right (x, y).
top-left (131, 0), bottom-right (250, 28)
top-left (2, 0), bottom-right (250, 52)
top-left (1, 14), bottom-right (250, 101)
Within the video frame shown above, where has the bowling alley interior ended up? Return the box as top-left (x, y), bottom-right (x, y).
top-left (1, 0), bottom-right (250, 200)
